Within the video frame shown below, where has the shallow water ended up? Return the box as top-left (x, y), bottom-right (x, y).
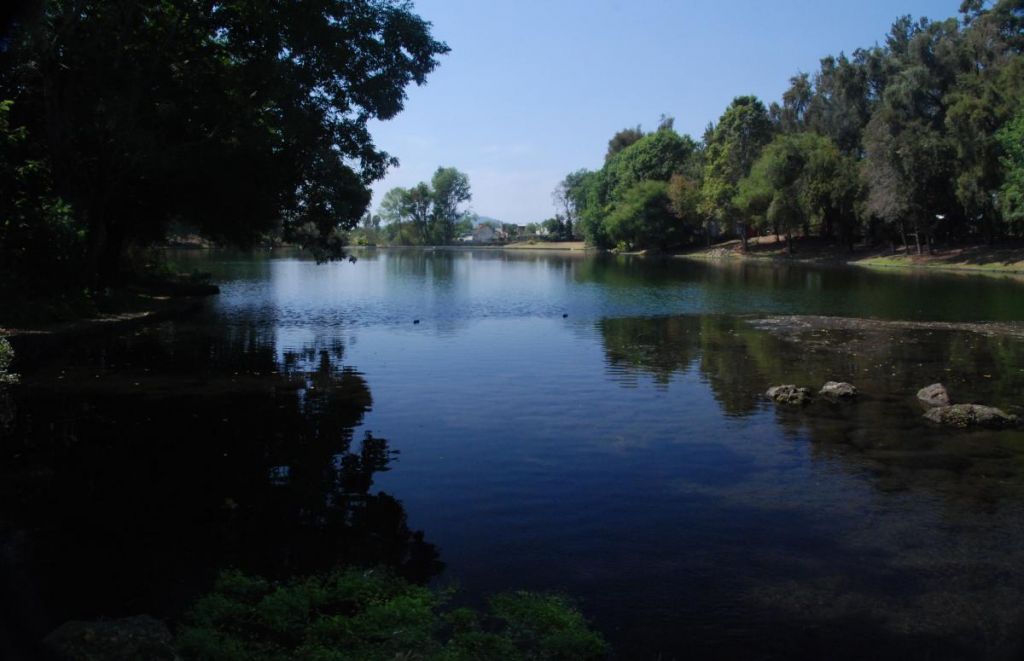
top-left (4, 248), bottom-right (1024, 659)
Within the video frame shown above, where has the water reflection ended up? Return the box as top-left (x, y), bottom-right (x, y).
top-left (0, 324), bottom-right (440, 654)
top-left (8, 249), bottom-right (1024, 659)
top-left (599, 313), bottom-right (1024, 504)
top-left (595, 314), bottom-right (1024, 657)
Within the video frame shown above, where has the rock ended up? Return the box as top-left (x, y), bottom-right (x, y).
top-left (923, 404), bottom-right (1019, 429)
top-left (819, 381), bottom-right (858, 400)
top-left (766, 385), bottom-right (812, 406)
top-left (43, 615), bottom-right (178, 661)
top-left (917, 383), bottom-right (950, 407)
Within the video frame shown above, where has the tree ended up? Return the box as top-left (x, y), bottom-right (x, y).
top-left (772, 73), bottom-right (813, 133)
top-left (666, 174), bottom-right (704, 244)
top-left (1, 0), bottom-right (448, 283)
top-left (605, 125), bottom-right (644, 161)
top-left (944, 0), bottom-right (1024, 241)
top-left (862, 17), bottom-right (961, 253)
top-left (998, 104), bottom-right (1024, 233)
top-left (605, 129), bottom-right (700, 199)
top-left (602, 180), bottom-right (678, 250)
top-left (541, 216), bottom-right (566, 239)
top-left (700, 96), bottom-right (774, 250)
top-left (430, 167), bottom-right (471, 244)
top-left (737, 132), bottom-right (857, 252)
top-left (407, 183), bottom-right (435, 243)
top-left (0, 99), bottom-right (82, 298)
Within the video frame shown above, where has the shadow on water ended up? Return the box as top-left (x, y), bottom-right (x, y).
top-left (597, 313), bottom-right (1024, 658)
top-left (0, 322), bottom-right (441, 657)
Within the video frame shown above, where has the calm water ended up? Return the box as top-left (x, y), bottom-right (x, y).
top-left (5, 249), bottom-right (1024, 659)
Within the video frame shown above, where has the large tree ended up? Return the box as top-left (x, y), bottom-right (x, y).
top-left (605, 125), bottom-right (644, 161)
top-left (998, 104), bottom-right (1024, 232)
top-left (862, 16), bottom-right (961, 252)
top-left (700, 96), bottom-right (774, 250)
top-left (429, 166), bottom-right (471, 245)
top-left (1, 0), bottom-right (448, 284)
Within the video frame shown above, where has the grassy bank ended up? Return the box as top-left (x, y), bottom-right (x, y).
top-left (503, 241), bottom-right (588, 251)
top-left (678, 236), bottom-right (1024, 274)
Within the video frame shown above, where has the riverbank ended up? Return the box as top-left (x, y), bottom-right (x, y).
top-left (1, 281), bottom-right (218, 364)
top-left (679, 236), bottom-right (1024, 274)
top-left (503, 240), bottom-right (587, 251)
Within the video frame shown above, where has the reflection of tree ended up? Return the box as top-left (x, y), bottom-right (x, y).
top-left (597, 313), bottom-right (1024, 505)
top-left (600, 316), bottom-right (700, 386)
top-left (384, 248), bottom-right (455, 286)
top-left (696, 317), bottom-right (772, 416)
top-left (0, 325), bottom-right (441, 634)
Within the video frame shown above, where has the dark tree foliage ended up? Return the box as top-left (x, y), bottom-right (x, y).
top-left (605, 125), bottom-right (644, 161)
top-left (0, 0), bottom-right (448, 286)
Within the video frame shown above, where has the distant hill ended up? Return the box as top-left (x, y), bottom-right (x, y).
top-left (473, 215), bottom-right (505, 227)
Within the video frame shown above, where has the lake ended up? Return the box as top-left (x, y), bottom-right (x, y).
top-left (4, 248), bottom-right (1024, 659)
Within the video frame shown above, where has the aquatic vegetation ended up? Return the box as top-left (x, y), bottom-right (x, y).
top-left (176, 568), bottom-right (607, 661)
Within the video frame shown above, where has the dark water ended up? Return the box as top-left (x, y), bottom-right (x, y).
top-left (4, 249), bottom-right (1024, 659)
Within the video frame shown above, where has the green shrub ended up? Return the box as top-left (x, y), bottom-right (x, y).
top-left (176, 569), bottom-right (607, 661)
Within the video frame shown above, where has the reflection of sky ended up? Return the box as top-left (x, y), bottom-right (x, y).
top-left (206, 250), bottom-right (1024, 338)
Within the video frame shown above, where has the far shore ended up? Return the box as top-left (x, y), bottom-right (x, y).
top-left (676, 236), bottom-right (1024, 275)
top-left (498, 240), bottom-right (588, 251)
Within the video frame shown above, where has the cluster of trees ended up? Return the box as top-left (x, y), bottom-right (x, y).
top-left (559, 1), bottom-right (1024, 253)
top-left (0, 0), bottom-right (447, 295)
top-left (375, 167), bottom-right (473, 245)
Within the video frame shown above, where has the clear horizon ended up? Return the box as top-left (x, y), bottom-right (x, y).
top-left (368, 0), bottom-right (960, 224)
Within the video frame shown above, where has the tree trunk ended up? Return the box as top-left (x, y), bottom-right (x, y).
top-left (786, 231), bottom-right (793, 255)
top-left (899, 222), bottom-right (909, 255)
top-left (739, 222), bottom-right (748, 252)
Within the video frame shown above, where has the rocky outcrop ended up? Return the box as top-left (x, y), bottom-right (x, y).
top-left (819, 381), bottom-right (857, 400)
top-left (43, 615), bottom-right (178, 660)
top-left (917, 383), bottom-right (950, 407)
top-left (766, 385), bottom-right (812, 405)
top-left (923, 404), bottom-right (1019, 429)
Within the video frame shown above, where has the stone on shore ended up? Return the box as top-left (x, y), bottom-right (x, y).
top-left (917, 383), bottom-right (950, 407)
top-left (923, 404), bottom-right (1019, 429)
top-left (766, 385), bottom-right (812, 405)
top-left (819, 381), bottom-right (858, 400)
top-left (43, 615), bottom-right (178, 661)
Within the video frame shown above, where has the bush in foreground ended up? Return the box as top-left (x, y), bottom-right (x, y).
top-left (176, 568), bottom-right (607, 661)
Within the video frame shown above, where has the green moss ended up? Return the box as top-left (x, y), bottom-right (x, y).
top-left (176, 569), bottom-right (608, 661)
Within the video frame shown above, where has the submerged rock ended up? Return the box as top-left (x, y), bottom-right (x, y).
top-left (766, 385), bottom-right (812, 406)
top-left (819, 381), bottom-right (858, 400)
top-left (43, 615), bottom-right (178, 660)
top-left (917, 383), bottom-right (950, 407)
top-left (923, 404), bottom-right (1019, 429)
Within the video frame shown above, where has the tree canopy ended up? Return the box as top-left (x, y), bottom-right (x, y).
top-left (561, 0), bottom-right (1024, 253)
top-left (376, 166), bottom-right (473, 245)
top-left (0, 0), bottom-right (448, 290)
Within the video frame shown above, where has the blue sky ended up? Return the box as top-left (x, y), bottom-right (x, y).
top-left (368, 0), bottom-right (961, 224)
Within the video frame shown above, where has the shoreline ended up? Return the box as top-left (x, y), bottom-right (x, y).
top-left (675, 237), bottom-right (1024, 276)
top-left (2, 285), bottom-right (219, 364)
